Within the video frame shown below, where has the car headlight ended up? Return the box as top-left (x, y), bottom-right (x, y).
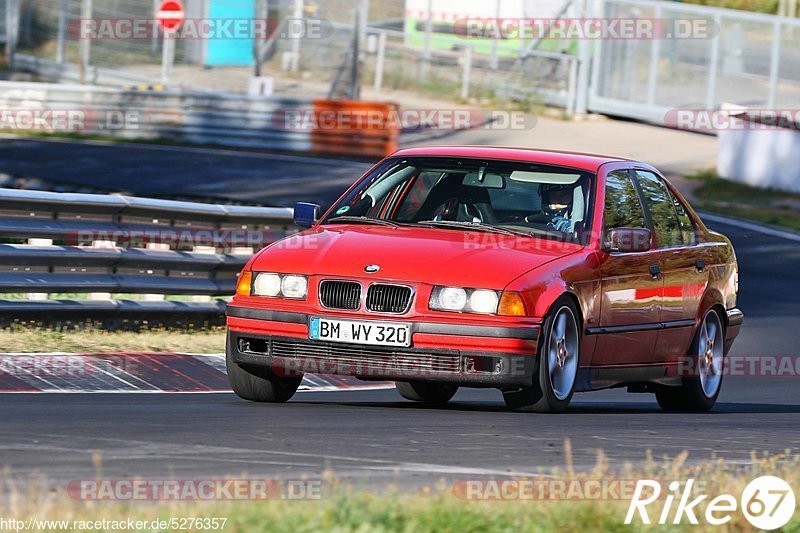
top-left (253, 273), bottom-right (281, 297)
top-left (252, 273), bottom-right (307, 299)
top-left (281, 275), bottom-right (308, 299)
top-left (435, 287), bottom-right (468, 311)
top-left (430, 286), bottom-right (501, 314)
top-left (469, 289), bottom-right (500, 314)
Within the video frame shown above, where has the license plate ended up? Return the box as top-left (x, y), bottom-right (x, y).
top-left (309, 317), bottom-right (411, 347)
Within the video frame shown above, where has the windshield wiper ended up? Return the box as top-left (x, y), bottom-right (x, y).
top-left (325, 216), bottom-right (401, 228)
top-left (416, 220), bottom-right (533, 237)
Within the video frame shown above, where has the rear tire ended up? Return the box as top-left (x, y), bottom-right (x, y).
top-left (395, 381), bottom-right (458, 405)
top-left (656, 308), bottom-right (724, 412)
top-left (503, 297), bottom-right (580, 413)
top-left (226, 348), bottom-right (303, 403)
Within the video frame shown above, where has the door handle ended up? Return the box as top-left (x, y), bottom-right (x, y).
top-left (649, 264), bottom-right (661, 280)
top-left (695, 259), bottom-right (706, 273)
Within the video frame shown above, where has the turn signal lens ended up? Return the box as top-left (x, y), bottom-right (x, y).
top-left (498, 292), bottom-right (527, 317)
top-left (235, 270), bottom-right (253, 297)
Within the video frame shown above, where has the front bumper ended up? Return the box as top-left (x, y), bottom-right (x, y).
top-left (226, 306), bottom-right (539, 387)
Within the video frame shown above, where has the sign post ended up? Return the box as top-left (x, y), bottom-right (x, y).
top-left (156, 0), bottom-right (185, 85)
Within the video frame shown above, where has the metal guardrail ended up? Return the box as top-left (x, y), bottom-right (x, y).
top-left (0, 188), bottom-right (297, 327)
top-left (0, 80), bottom-right (315, 153)
top-left (14, 54), bottom-right (169, 90)
top-left (0, 80), bottom-right (400, 158)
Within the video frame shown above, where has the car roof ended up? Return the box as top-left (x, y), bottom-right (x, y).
top-left (390, 146), bottom-right (632, 172)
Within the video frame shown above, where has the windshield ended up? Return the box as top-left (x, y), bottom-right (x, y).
top-left (322, 157), bottom-right (594, 242)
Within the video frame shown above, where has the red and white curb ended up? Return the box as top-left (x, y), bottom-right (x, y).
top-left (0, 353), bottom-right (394, 393)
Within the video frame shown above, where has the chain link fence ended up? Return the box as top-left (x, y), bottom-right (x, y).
top-left (5, 0), bottom-right (576, 107)
top-left (590, 0), bottom-right (800, 119)
top-left (9, 0), bottom-right (797, 123)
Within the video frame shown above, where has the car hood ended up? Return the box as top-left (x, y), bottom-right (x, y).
top-left (250, 224), bottom-right (582, 289)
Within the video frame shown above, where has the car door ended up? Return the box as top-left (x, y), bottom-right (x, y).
top-left (592, 169), bottom-right (662, 366)
top-left (634, 170), bottom-right (710, 362)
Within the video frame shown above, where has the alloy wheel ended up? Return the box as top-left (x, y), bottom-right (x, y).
top-left (547, 306), bottom-right (579, 400)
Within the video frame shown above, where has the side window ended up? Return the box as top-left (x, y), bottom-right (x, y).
top-left (635, 171), bottom-right (683, 248)
top-left (604, 170), bottom-right (646, 230)
top-left (667, 188), bottom-right (697, 245)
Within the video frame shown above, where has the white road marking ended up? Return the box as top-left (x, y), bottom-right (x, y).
top-left (358, 463), bottom-right (555, 478)
top-left (0, 352), bottom-right (396, 393)
top-left (700, 211), bottom-right (800, 243)
top-left (84, 360), bottom-right (145, 389)
top-left (18, 432), bottom-right (553, 478)
top-left (0, 387), bottom-right (393, 394)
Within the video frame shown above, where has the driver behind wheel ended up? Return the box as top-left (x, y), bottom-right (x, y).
top-left (540, 184), bottom-right (574, 232)
top-left (524, 184), bottom-right (575, 232)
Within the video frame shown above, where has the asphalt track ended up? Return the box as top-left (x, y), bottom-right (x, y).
top-left (0, 137), bottom-right (371, 208)
top-left (1, 215), bottom-right (798, 488)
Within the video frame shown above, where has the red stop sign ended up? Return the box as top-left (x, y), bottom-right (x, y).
top-left (157, 0), bottom-right (185, 32)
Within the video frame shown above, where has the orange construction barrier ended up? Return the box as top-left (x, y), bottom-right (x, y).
top-left (310, 100), bottom-right (399, 159)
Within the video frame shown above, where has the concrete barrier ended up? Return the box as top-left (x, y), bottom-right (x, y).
top-left (717, 113), bottom-right (800, 193)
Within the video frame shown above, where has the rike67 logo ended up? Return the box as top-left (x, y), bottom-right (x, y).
top-left (625, 476), bottom-right (796, 529)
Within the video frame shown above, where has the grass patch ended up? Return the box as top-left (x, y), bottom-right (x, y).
top-left (0, 326), bottom-right (226, 354)
top-left (681, 0), bottom-right (778, 13)
top-left (685, 169), bottom-right (800, 232)
top-left (1, 450), bottom-right (798, 531)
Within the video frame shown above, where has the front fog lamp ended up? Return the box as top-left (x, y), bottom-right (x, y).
top-left (281, 275), bottom-right (308, 299)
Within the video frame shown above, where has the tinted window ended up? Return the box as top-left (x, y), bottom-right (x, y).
top-left (667, 188), bottom-right (697, 245)
top-left (635, 171), bottom-right (683, 248)
top-left (604, 170), bottom-right (646, 230)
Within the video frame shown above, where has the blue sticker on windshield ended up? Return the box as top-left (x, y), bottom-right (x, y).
top-left (336, 206), bottom-right (351, 215)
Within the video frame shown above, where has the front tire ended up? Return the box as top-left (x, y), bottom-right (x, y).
top-left (656, 308), bottom-right (725, 412)
top-left (395, 381), bottom-right (458, 405)
top-left (226, 347), bottom-right (303, 403)
top-left (503, 297), bottom-right (580, 413)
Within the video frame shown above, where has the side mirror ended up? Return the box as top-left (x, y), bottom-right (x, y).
top-left (294, 202), bottom-right (320, 228)
top-left (604, 227), bottom-right (652, 253)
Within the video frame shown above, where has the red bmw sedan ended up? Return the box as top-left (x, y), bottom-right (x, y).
top-left (226, 147), bottom-right (743, 412)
